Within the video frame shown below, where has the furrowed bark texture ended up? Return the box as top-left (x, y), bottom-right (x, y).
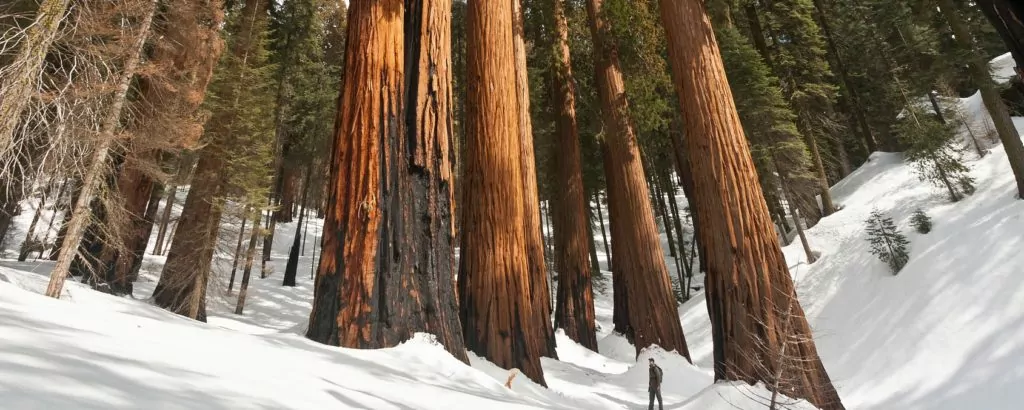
top-left (306, 0), bottom-right (468, 362)
top-left (512, 0), bottom-right (557, 359)
top-left (153, 152), bottom-right (226, 321)
top-left (550, 0), bottom-right (597, 352)
top-left (657, 1), bottom-right (843, 409)
top-left (459, 0), bottom-right (548, 385)
top-left (584, 0), bottom-right (689, 359)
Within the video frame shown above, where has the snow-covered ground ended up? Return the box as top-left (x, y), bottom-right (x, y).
top-left (2, 53), bottom-right (1023, 409)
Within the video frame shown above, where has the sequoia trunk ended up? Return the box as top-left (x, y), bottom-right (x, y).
top-left (657, 1), bottom-right (843, 408)
top-left (584, 0), bottom-right (690, 359)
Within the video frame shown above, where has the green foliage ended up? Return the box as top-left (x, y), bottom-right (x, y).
top-left (270, 0), bottom-right (340, 163)
top-left (715, 22), bottom-right (818, 216)
top-left (203, 0), bottom-right (278, 208)
top-left (910, 209), bottom-right (932, 234)
top-left (865, 209), bottom-right (911, 274)
top-left (897, 107), bottom-right (975, 201)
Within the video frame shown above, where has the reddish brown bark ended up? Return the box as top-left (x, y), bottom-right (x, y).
top-left (153, 151), bottom-right (225, 321)
top-left (512, 0), bottom-right (557, 359)
top-left (584, 0), bottom-right (689, 359)
top-left (92, 156), bottom-right (157, 295)
top-left (549, 0), bottom-right (597, 352)
top-left (458, 0), bottom-right (548, 385)
top-left (276, 166), bottom-right (298, 222)
top-left (305, 0), bottom-right (467, 362)
top-left (657, 1), bottom-right (843, 408)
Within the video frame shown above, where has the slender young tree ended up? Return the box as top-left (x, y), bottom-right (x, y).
top-left (548, 0), bottom-right (598, 352)
top-left (657, 1), bottom-right (843, 408)
top-left (306, 0), bottom-right (468, 363)
top-left (46, 0), bottom-right (160, 299)
top-left (458, 0), bottom-right (551, 385)
top-left (936, 0), bottom-right (1024, 199)
top-left (583, 0), bottom-right (690, 359)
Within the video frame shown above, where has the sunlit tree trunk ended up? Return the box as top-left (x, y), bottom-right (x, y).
top-left (458, 0), bottom-right (549, 385)
top-left (306, 0), bottom-right (468, 362)
top-left (657, 1), bottom-right (843, 408)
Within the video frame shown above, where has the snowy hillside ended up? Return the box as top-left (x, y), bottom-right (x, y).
top-left (2, 53), bottom-right (1024, 409)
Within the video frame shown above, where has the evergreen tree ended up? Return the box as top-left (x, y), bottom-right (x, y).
top-left (911, 209), bottom-right (932, 234)
top-left (897, 106), bottom-right (976, 202)
top-left (865, 209), bottom-right (910, 274)
top-left (154, 0), bottom-right (276, 321)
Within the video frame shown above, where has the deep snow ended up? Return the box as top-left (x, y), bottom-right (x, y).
top-left (2, 53), bottom-right (1024, 409)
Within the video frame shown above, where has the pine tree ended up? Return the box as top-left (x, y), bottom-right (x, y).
top-left (934, 0), bottom-right (1024, 199)
top-left (897, 107), bottom-right (976, 202)
top-left (910, 209), bottom-right (932, 234)
top-left (153, 0), bottom-right (275, 320)
top-left (865, 209), bottom-right (910, 274)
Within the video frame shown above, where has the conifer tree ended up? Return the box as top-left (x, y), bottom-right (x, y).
top-left (748, 0), bottom-right (840, 218)
top-left (306, 0), bottom-right (468, 364)
top-left (583, 0), bottom-right (690, 359)
top-left (911, 209), bottom-right (932, 234)
top-left (897, 107), bottom-right (976, 202)
top-left (657, 0), bottom-right (844, 408)
top-left (934, 0), bottom-right (1024, 199)
top-left (153, 0), bottom-right (275, 320)
top-left (865, 209), bottom-right (910, 274)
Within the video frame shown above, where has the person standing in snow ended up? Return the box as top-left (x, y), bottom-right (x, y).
top-left (648, 358), bottom-right (663, 410)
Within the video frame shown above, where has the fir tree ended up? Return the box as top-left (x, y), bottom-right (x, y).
top-left (897, 106), bottom-right (976, 202)
top-left (865, 209), bottom-right (910, 274)
top-left (910, 209), bottom-right (932, 234)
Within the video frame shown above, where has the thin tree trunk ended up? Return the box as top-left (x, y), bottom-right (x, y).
top-left (0, 0), bottom-right (71, 152)
top-left (976, 0), bottom-right (1024, 76)
top-left (458, 0), bottom-right (549, 384)
top-left (584, 194), bottom-right (602, 275)
top-left (235, 209), bottom-right (263, 315)
top-left (18, 181), bottom-right (51, 261)
top-left (657, 1), bottom-right (843, 408)
top-left (549, 0), bottom-right (597, 352)
top-left (228, 207), bottom-right (250, 293)
top-left (811, 0), bottom-right (877, 153)
top-left (306, 0), bottom-right (468, 363)
top-left (39, 178), bottom-right (69, 259)
top-left (45, 0), bottom-right (159, 298)
top-left (282, 167), bottom-right (309, 286)
top-left (938, 0), bottom-right (1024, 198)
top-left (152, 182), bottom-right (177, 255)
top-left (594, 191), bottom-right (611, 270)
top-left (584, 0), bottom-right (689, 359)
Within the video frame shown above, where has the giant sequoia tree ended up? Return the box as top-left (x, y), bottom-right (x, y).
top-left (305, 0), bottom-right (467, 363)
top-left (583, 0), bottom-right (689, 359)
top-left (549, 0), bottom-right (597, 352)
top-left (657, 1), bottom-right (843, 408)
top-left (458, 0), bottom-right (551, 385)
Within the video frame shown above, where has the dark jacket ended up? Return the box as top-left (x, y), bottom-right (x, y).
top-left (649, 364), bottom-right (663, 390)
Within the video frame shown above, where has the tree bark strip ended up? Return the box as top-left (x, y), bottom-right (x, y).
top-left (657, 1), bottom-right (843, 408)
top-left (584, 0), bottom-right (690, 359)
top-left (550, 0), bottom-right (597, 352)
top-left (458, 0), bottom-right (549, 384)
